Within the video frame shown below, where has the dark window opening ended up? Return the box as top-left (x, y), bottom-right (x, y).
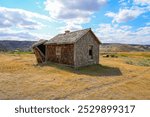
top-left (89, 45), bottom-right (93, 59)
top-left (37, 44), bottom-right (45, 55)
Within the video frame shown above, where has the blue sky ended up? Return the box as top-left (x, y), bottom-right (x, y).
top-left (0, 0), bottom-right (150, 44)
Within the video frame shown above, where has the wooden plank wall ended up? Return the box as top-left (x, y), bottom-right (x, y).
top-left (46, 44), bottom-right (74, 65)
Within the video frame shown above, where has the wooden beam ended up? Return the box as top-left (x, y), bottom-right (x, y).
top-left (34, 47), bottom-right (45, 63)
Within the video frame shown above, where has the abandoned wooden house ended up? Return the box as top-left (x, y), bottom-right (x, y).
top-left (32, 28), bottom-right (101, 67)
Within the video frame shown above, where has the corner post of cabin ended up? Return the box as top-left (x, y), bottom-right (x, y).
top-left (98, 44), bottom-right (100, 64)
top-left (45, 45), bottom-right (47, 62)
top-left (73, 43), bottom-right (76, 68)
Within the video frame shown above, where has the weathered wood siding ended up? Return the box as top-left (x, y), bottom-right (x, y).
top-left (33, 47), bottom-right (45, 63)
top-left (74, 31), bottom-right (100, 67)
top-left (46, 44), bottom-right (74, 65)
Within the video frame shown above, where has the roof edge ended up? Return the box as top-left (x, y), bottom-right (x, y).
top-left (74, 28), bottom-right (101, 44)
top-left (74, 28), bottom-right (91, 43)
top-left (45, 28), bottom-right (92, 45)
top-left (90, 30), bottom-right (102, 44)
top-left (32, 39), bottom-right (48, 48)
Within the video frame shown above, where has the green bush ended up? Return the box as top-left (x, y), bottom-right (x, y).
top-left (125, 58), bottom-right (150, 67)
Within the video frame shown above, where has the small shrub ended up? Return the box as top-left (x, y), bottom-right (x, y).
top-left (138, 59), bottom-right (150, 66)
top-left (102, 55), bottom-right (109, 57)
top-left (102, 53), bottom-right (118, 58)
top-left (126, 60), bottom-right (134, 65)
top-left (125, 58), bottom-right (150, 67)
top-left (110, 54), bottom-right (118, 58)
top-left (120, 54), bottom-right (128, 57)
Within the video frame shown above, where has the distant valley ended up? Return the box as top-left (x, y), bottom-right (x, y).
top-left (0, 40), bottom-right (35, 51)
top-left (0, 40), bottom-right (150, 52)
top-left (101, 43), bottom-right (150, 52)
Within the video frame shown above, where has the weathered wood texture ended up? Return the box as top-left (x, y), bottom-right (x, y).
top-left (46, 44), bottom-right (74, 65)
top-left (74, 31), bottom-right (99, 67)
top-left (33, 47), bottom-right (45, 63)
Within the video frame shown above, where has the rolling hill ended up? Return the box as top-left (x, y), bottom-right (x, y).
top-left (100, 43), bottom-right (150, 52)
top-left (0, 40), bottom-right (35, 51)
top-left (0, 40), bottom-right (149, 52)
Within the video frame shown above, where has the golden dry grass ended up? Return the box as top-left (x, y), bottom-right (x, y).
top-left (0, 52), bottom-right (150, 100)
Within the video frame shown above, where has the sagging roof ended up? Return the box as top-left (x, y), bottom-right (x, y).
top-left (32, 39), bottom-right (47, 48)
top-left (45, 28), bottom-right (101, 45)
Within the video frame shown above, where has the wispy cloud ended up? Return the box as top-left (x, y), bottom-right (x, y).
top-left (96, 23), bottom-right (150, 44)
top-left (0, 30), bottom-right (37, 40)
top-left (0, 7), bottom-right (54, 40)
top-left (105, 8), bottom-right (144, 23)
top-left (0, 7), bottom-right (52, 30)
top-left (106, 0), bottom-right (150, 23)
top-left (134, 0), bottom-right (150, 5)
top-left (0, 0), bottom-right (149, 44)
top-left (45, 0), bottom-right (107, 30)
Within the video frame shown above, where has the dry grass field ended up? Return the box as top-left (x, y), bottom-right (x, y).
top-left (0, 52), bottom-right (150, 100)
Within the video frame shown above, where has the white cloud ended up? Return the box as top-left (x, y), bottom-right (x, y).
top-left (105, 7), bottom-right (144, 23)
top-left (0, 28), bottom-right (52, 41)
top-left (136, 26), bottom-right (150, 35)
top-left (146, 22), bottom-right (150, 25)
top-left (45, 0), bottom-right (106, 19)
top-left (0, 7), bottom-right (52, 30)
top-left (106, 0), bottom-right (150, 23)
top-left (45, 0), bottom-right (106, 30)
top-left (58, 24), bottom-right (82, 33)
top-left (134, 0), bottom-right (150, 5)
top-left (96, 24), bottom-right (150, 44)
top-left (0, 30), bottom-right (37, 40)
top-left (105, 12), bottom-right (116, 18)
top-left (0, 7), bottom-right (55, 41)
top-left (119, 0), bottom-right (131, 6)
